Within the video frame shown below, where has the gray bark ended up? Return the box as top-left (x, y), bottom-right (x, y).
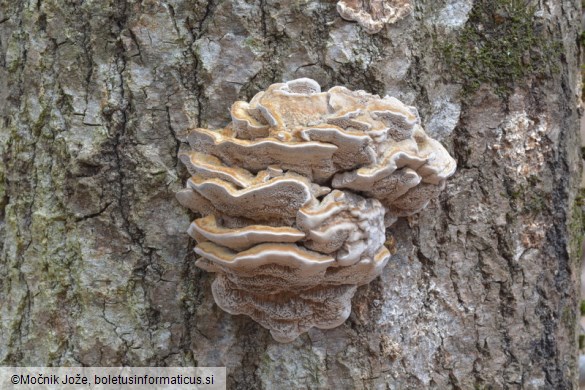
top-left (0, 0), bottom-right (582, 388)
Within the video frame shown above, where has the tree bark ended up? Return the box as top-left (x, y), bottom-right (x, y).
top-left (0, 0), bottom-right (582, 388)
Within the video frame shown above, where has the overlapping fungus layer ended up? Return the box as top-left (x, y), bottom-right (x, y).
top-left (177, 78), bottom-right (456, 342)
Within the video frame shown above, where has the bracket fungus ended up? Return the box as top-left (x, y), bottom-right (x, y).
top-left (337, 0), bottom-right (413, 34)
top-left (177, 78), bottom-right (456, 342)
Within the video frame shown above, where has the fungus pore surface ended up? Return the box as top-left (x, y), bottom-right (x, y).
top-left (336, 0), bottom-right (413, 34)
top-left (177, 78), bottom-right (456, 342)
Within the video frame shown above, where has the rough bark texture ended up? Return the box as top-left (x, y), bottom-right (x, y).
top-left (0, 0), bottom-right (582, 389)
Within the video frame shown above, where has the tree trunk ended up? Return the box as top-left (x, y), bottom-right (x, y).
top-left (0, 0), bottom-right (582, 388)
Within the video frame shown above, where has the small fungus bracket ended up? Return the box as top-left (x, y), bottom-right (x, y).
top-left (336, 0), bottom-right (413, 34)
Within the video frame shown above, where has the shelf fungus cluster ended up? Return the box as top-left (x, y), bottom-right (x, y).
top-left (337, 0), bottom-right (413, 34)
top-left (177, 78), bottom-right (456, 342)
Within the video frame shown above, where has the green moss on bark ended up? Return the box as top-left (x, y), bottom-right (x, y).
top-left (438, 0), bottom-right (562, 96)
